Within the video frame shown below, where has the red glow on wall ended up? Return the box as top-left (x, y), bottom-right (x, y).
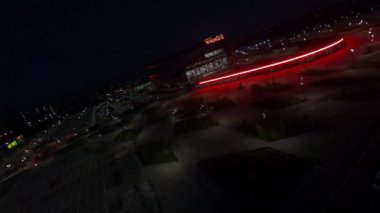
top-left (199, 38), bottom-right (344, 85)
top-left (148, 74), bottom-right (158, 79)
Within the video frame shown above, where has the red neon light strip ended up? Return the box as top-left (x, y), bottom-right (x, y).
top-left (199, 38), bottom-right (344, 85)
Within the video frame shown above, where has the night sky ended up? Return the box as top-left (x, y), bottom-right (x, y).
top-left (0, 0), bottom-right (338, 112)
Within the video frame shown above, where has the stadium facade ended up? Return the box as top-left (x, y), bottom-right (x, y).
top-left (147, 35), bottom-right (345, 89)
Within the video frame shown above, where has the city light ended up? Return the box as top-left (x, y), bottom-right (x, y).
top-left (7, 140), bottom-right (18, 149)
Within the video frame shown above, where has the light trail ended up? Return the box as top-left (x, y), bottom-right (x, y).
top-left (199, 38), bottom-right (344, 85)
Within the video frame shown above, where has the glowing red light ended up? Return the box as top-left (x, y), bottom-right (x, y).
top-left (199, 38), bottom-right (344, 85)
top-left (148, 74), bottom-right (158, 79)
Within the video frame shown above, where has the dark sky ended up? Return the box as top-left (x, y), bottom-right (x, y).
top-left (0, 0), bottom-right (338, 112)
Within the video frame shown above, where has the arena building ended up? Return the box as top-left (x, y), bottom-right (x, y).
top-left (147, 34), bottom-right (345, 89)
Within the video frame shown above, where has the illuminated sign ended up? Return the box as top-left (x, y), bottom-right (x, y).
top-left (204, 34), bottom-right (225, 45)
top-left (199, 38), bottom-right (344, 85)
